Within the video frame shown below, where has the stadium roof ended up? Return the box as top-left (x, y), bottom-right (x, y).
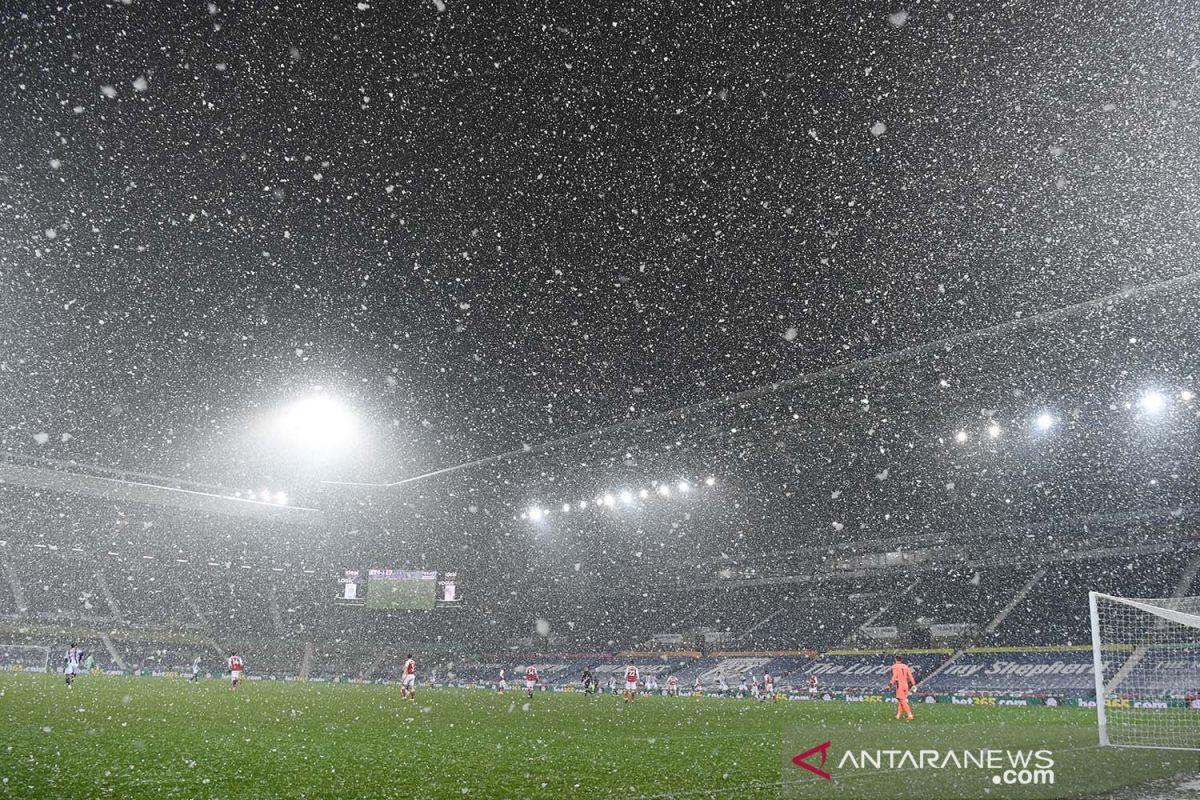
top-left (0, 456), bottom-right (324, 527)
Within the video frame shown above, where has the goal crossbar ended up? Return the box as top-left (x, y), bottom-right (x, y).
top-left (1089, 591), bottom-right (1200, 750)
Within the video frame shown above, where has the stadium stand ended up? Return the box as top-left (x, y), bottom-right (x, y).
top-left (920, 649), bottom-right (1099, 695)
top-left (1, 481), bottom-right (1197, 698)
top-left (989, 552), bottom-right (1190, 646)
top-left (871, 566), bottom-right (1028, 637)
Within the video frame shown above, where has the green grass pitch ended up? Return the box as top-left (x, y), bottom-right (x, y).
top-left (0, 673), bottom-right (1195, 799)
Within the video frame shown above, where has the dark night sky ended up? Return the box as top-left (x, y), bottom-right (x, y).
top-left (2, 0), bottom-right (1199, 496)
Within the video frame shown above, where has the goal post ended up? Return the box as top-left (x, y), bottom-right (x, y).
top-left (1089, 591), bottom-right (1200, 750)
top-left (0, 643), bottom-right (51, 673)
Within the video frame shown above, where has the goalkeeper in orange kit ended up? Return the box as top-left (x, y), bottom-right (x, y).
top-left (886, 655), bottom-right (916, 721)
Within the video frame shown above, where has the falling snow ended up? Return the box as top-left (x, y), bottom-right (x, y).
top-left (0, 0), bottom-right (1198, 795)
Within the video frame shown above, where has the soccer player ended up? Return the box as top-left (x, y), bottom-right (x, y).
top-left (666, 673), bottom-right (679, 697)
top-left (402, 654), bottom-right (417, 702)
top-left (763, 671), bottom-right (775, 701)
top-left (581, 667), bottom-right (595, 694)
top-left (191, 656), bottom-right (201, 682)
top-left (808, 673), bottom-right (818, 698)
top-left (228, 652), bottom-right (243, 691)
top-left (524, 664), bottom-right (539, 698)
top-left (64, 643), bottom-right (82, 688)
top-left (692, 676), bottom-right (702, 695)
top-left (623, 663), bottom-right (640, 703)
top-left (717, 674), bottom-right (729, 695)
top-left (497, 667), bottom-right (507, 694)
top-left (645, 673), bottom-right (658, 693)
top-left (738, 675), bottom-right (748, 698)
top-left (886, 655), bottom-right (916, 721)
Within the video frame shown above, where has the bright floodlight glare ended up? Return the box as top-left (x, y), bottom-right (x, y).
top-left (528, 506), bottom-right (543, 521)
top-left (275, 394), bottom-right (358, 450)
top-left (705, 476), bottom-right (716, 486)
top-left (602, 493), bottom-right (615, 507)
top-left (1139, 391), bottom-right (1166, 416)
top-left (1181, 390), bottom-right (1194, 402)
top-left (273, 492), bottom-right (288, 505)
top-left (1036, 413), bottom-right (1054, 431)
top-left (677, 480), bottom-right (690, 493)
top-left (561, 503), bottom-right (571, 513)
top-left (954, 430), bottom-right (968, 443)
top-left (258, 489), bottom-right (271, 501)
top-left (578, 500), bottom-right (588, 509)
top-left (657, 484), bottom-right (670, 496)
top-left (638, 488), bottom-right (649, 499)
top-left (619, 490), bottom-right (634, 504)
top-left (987, 423), bottom-right (1001, 439)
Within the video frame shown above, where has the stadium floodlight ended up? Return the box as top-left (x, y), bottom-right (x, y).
top-left (1036, 413), bottom-right (1054, 431)
top-left (1181, 390), bottom-right (1194, 402)
top-left (273, 492), bottom-right (288, 505)
top-left (601, 493), bottom-right (615, 508)
top-left (705, 476), bottom-right (716, 486)
top-left (954, 430), bottom-right (968, 443)
top-left (578, 500), bottom-right (587, 509)
top-left (527, 506), bottom-right (544, 521)
top-left (619, 490), bottom-right (634, 505)
top-left (561, 503), bottom-right (571, 513)
top-left (273, 394), bottom-right (358, 451)
top-left (1139, 391), bottom-right (1166, 416)
top-left (677, 480), bottom-right (690, 493)
top-left (638, 488), bottom-right (649, 499)
top-left (657, 484), bottom-right (670, 496)
top-left (258, 489), bottom-right (271, 502)
top-left (986, 423), bottom-right (1001, 439)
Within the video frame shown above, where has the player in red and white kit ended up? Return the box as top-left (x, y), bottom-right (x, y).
top-left (762, 671), bottom-right (775, 701)
top-left (666, 674), bottom-right (679, 697)
top-left (808, 673), bottom-right (818, 697)
top-left (498, 668), bottom-right (508, 694)
top-left (622, 663), bottom-right (640, 704)
top-left (402, 654), bottom-right (417, 702)
top-left (524, 665), bottom-right (539, 698)
top-left (228, 652), bottom-right (243, 691)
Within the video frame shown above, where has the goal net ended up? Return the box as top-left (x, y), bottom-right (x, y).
top-left (1089, 592), bottom-right (1200, 750)
top-left (0, 643), bottom-right (51, 673)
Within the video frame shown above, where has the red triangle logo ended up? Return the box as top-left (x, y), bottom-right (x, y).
top-left (791, 740), bottom-right (832, 780)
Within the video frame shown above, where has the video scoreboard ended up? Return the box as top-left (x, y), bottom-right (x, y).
top-left (337, 569), bottom-right (459, 609)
